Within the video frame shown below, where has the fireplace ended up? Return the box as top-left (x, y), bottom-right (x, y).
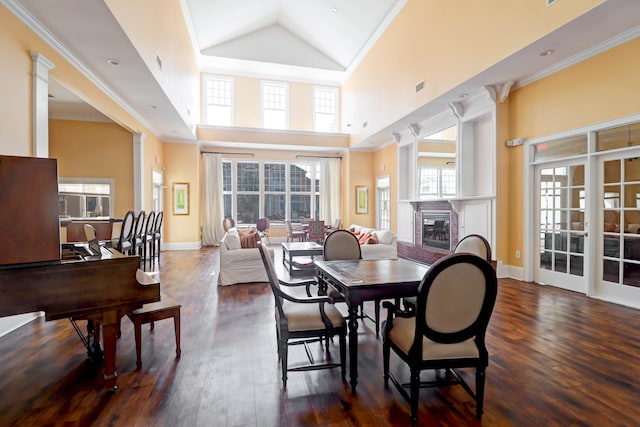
top-left (422, 211), bottom-right (451, 251)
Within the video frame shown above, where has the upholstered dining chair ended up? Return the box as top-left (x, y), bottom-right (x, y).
top-left (306, 220), bottom-right (325, 243)
top-left (151, 211), bottom-right (163, 265)
top-left (222, 217), bottom-right (235, 232)
top-left (322, 230), bottom-right (382, 336)
top-left (141, 211), bottom-right (156, 270)
top-left (256, 217), bottom-right (271, 244)
top-left (404, 234), bottom-right (492, 312)
top-left (113, 210), bottom-right (135, 255)
top-left (285, 220), bottom-right (305, 242)
top-left (257, 241), bottom-right (346, 389)
top-left (131, 211), bottom-right (146, 257)
top-left (383, 252), bottom-right (498, 425)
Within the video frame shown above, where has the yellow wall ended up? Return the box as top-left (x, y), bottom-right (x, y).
top-left (342, 151), bottom-right (375, 228)
top-left (373, 143), bottom-right (398, 233)
top-left (164, 142), bottom-right (201, 243)
top-left (506, 37), bottom-right (640, 267)
top-left (49, 119), bottom-right (134, 216)
top-left (342, 0), bottom-right (604, 145)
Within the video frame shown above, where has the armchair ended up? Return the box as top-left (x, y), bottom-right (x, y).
top-left (383, 252), bottom-right (498, 424)
top-left (257, 242), bottom-right (346, 389)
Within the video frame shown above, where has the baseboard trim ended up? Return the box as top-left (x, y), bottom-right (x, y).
top-left (162, 241), bottom-right (202, 251)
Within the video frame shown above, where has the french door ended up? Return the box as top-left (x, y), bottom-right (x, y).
top-left (534, 159), bottom-right (588, 293)
top-left (593, 152), bottom-right (640, 304)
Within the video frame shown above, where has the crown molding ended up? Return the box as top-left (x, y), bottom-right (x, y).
top-left (1, 0), bottom-right (162, 138)
top-left (515, 25), bottom-right (640, 90)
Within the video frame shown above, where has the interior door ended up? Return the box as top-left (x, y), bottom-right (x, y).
top-left (593, 153), bottom-right (640, 305)
top-left (534, 161), bottom-right (588, 293)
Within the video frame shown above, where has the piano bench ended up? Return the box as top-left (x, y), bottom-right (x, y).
top-left (127, 293), bottom-right (181, 370)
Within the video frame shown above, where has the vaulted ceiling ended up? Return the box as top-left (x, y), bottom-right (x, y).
top-left (10, 0), bottom-right (640, 149)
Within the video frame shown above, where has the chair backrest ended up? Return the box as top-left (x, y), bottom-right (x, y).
top-left (323, 230), bottom-right (361, 261)
top-left (285, 220), bottom-right (294, 236)
top-left (307, 220), bottom-right (325, 242)
top-left (455, 234), bottom-right (491, 261)
top-left (413, 252), bottom-right (497, 360)
top-left (257, 241), bottom-right (286, 321)
top-left (256, 217), bottom-right (269, 232)
top-left (223, 217), bottom-right (235, 232)
top-left (133, 211), bottom-right (146, 239)
top-left (83, 224), bottom-right (97, 241)
top-left (153, 211), bottom-right (163, 235)
top-left (120, 210), bottom-right (135, 241)
top-left (145, 211), bottom-right (156, 236)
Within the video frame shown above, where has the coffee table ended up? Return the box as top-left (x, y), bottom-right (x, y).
top-left (281, 241), bottom-right (323, 276)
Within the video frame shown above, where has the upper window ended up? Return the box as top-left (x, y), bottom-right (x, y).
top-left (203, 76), bottom-right (234, 126)
top-left (261, 81), bottom-right (289, 130)
top-left (313, 87), bottom-right (338, 132)
top-left (419, 167), bottom-right (456, 200)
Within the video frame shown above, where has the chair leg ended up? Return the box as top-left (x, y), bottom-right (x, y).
top-left (281, 338), bottom-right (288, 390)
top-left (410, 368), bottom-right (420, 425)
top-left (134, 318), bottom-right (142, 370)
top-left (339, 331), bottom-right (346, 381)
top-left (475, 367), bottom-right (486, 419)
top-left (374, 299), bottom-right (381, 337)
top-left (383, 340), bottom-right (390, 387)
top-left (174, 310), bottom-right (181, 358)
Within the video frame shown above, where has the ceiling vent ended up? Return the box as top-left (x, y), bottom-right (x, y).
top-left (546, 0), bottom-right (558, 6)
top-left (415, 80), bottom-right (425, 93)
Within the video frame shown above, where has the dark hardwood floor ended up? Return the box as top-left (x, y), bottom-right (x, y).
top-left (1, 246), bottom-right (639, 426)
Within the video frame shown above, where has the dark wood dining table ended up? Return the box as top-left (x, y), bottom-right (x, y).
top-left (314, 258), bottom-right (429, 392)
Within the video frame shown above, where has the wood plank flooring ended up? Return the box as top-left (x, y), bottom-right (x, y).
top-left (1, 246), bottom-right (640, 426)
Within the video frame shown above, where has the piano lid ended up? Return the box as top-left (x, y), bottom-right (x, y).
top-left (0, 155), bottom-right (61, 266)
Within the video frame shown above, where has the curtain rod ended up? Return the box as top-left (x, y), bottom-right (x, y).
top-left (201, 151), bottom-right (254, 157)
top-left (295, 155), bottom-right (342, 159)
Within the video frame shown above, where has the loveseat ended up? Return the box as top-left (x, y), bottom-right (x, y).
top-left (219, 228), bottom-right (274, 285)
top-left (347, 224), bottom-right (397, 260)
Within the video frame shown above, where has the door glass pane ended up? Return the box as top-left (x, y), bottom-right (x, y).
top-left (534, 135), bottom-right (587, 161)
top-left (603, 259), bottom-right (619, 282)
top-left (623, 262), bottom-right (640, 287)
top-left (596, 123), bottom-right (640, 152)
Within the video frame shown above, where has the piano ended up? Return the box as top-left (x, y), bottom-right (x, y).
top-left (0, 155), bottom-right (160, 390)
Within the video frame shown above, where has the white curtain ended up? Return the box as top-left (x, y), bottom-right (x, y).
top-left (202, 153), bottom-right (225, 246)
top-left (319, 158), bottom-right (341, 226)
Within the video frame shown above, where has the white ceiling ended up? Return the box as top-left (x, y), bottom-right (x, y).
top-left (9, 0), bottom-right (640, 150)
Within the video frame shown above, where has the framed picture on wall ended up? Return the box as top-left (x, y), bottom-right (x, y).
top-left (356, 186), bottom-right (368, 214)
top-left (173, 182), bottom-right (189, 215)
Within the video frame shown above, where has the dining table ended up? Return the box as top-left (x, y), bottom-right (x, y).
top-left (314, 258), bottom-right (429, 392)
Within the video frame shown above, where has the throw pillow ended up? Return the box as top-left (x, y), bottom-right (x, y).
top-left (239, 228), bottom-right (260, 248)
top-left (365, 235), bottom-right (378, 245)
top-left (374, 229), bottom-right (394, 245)
top-left (224, 230), bottom-right (241, 250)
top-left (358, 232), bottom-right (371, 245)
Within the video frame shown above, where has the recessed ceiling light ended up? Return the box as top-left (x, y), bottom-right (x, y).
top-left (149, 105), bottom-right (158, 109)
top-left (106, 58), bottom-right (120, 66)
top-left (540, 49), bottom-right (554, 57)
top-left (332, 7), bottom-right (338, 13)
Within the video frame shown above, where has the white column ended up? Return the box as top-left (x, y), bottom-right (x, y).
top-left (31, 52), bottom-right (55, 158)
top-left (133, 132), bottom-right (145, 211)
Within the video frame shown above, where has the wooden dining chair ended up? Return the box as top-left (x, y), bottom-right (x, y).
top-left (383, 252), bottom-right (498, 424)
top-left (258, 241), bottom-right (346, 389)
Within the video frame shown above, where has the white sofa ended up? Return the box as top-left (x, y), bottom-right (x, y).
top-left (347, 224), bottom-right (397, 260)
top-left (219, 229), bottom-right (274, 285)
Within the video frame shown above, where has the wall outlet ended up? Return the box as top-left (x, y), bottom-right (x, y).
top-left (515, 250), bottom-right (521, 259)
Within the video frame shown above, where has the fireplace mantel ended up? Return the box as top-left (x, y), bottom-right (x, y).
top-left (406, 195), bottom-right (495, 213)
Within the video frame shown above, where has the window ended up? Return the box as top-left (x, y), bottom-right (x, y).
top-left (419, 167), bottom-right (456, 200)
top-left (261, 81), bottom-right (288, 130)
top-left (203, 76), bottom-right (234, 126)
top-left (58, 179), bottom-right (113, 218)
top-left (377, 176), bottom-right (390, 230)
top-left (221, 160), bottom-right (320, 225)
top-left (313, 87), bottom-right (338, 132)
